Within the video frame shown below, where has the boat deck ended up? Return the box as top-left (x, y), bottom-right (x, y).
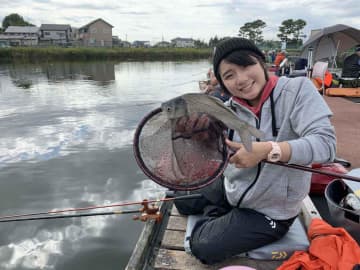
top-left (152, 205), bottom-right (283, 270)
top-left (126, 196), bottom-right (320, 270)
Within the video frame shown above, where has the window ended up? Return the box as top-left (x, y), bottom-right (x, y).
top-left (45, 32), bottom-right (50, 35)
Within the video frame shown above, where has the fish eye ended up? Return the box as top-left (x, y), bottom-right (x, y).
top-left (166, 107), bottom-right (171, 112)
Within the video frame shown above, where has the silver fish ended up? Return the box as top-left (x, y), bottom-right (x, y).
top-left (161, 93), bottom-right (265, 152)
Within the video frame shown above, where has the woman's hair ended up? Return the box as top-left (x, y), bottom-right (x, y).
top-left (218, 50), bottom-right (269, 95)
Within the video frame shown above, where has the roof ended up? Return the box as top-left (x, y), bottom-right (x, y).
top-left (5, 26), bottom-right (39, 33)
top-left (133, 40), bottom-right (150, 43)
top-left (171, 37), bottom-right (194, 42)
top-left (40, 24), bottom-right (71, 31)
top-left (79, 18), bottom-right (113, 30)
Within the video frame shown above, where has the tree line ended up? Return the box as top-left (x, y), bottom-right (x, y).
top-left (206, 19), bottom-right (306, 50)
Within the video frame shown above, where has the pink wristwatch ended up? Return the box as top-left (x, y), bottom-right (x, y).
top-left (267, 141), bottom-right (282, 162)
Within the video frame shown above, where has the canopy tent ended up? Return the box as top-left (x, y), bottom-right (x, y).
top-left (300, 24), bottom-right (360, 68)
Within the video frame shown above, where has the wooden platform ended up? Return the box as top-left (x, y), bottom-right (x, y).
top-left (325, 87), bottom-right (360, 97)
top-left (324, 96), bottom-right (360, 169)
top-left (126, 196), bottom-right (320, 270)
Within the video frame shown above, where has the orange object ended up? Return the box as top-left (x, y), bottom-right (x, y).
top-left (274, 52), bottom-right (286, 67)
top-left (314, 71), bottom-right (333, 88)
top-left (311, 78), bottom-right (322, 90)
top-left (277, 218), bottom-right (360, 270)
top-left (325, 88), bottom-right (360, 97)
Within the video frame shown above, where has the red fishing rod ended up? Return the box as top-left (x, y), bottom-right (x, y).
top-left (0, 193), bottom-right (202, 223)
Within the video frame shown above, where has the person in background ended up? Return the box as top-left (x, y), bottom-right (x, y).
top-left (202, 68), bottom-right (230, 102)
top-left (340, 44), bottom-right (360, 87)
top-left (174, 37), bottom-right (336, 264)
top-left (274, 50), bottom-right (286, 67)
top-left (273, 50), bottom-right (287, 76)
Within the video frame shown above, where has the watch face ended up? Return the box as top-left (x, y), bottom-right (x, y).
top-left (272, 153), bottom-right (280, 159)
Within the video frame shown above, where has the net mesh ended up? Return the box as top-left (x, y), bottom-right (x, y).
top-left (134, 108), bottom-right (228, 190)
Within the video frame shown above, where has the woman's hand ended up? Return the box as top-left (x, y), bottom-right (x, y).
top-left (226, 139), bottom-right (271, 168)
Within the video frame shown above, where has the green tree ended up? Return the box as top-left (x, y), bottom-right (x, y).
top-left (277, 19), bottom-right (306, 44)
top-left (2, 13), bottom-right (34, 29)
top-left (194, 39), bottom-right (208, 48)
top-left (238, 19), bottom-right (266, 44)
top-left (292, 19), bottom-right (306, 42)
top-left (208, 36), bottom-right (230, 48)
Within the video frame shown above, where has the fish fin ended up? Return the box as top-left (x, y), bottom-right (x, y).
top-left (239, 129), bottom-right (253, 152)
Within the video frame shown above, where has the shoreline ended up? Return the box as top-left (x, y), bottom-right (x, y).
top-left (0, 47), bottom-right (212, 63)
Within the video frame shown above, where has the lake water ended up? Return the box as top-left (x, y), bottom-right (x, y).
top-left (0, 60), bottom-right (210, 270)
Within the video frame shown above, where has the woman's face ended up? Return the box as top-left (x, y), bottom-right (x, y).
top-left (219, 58), bottom-right (267, 106)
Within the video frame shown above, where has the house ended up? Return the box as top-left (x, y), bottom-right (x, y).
top-left (39, 24), bottom-right (72, 45)
top-left (132, 40), bottom-right (150, 48)
top-left (171, 37), bottom-right (195, 48)
top-left (78, 18), bottom-right (113, 47)
top-left (70, 27), bottom-right (79, 42)
top-left (154, 41), bottom-right (171, 48)
top-left (119, 40), bottom-right (131, 48)
top-left (112, 35), bottom-right (121, 46)
top-left (0, 26), bottom-right (39, 46)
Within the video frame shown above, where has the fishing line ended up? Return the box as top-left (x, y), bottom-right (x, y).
top-left (0, 194), bottom-right (202, 222)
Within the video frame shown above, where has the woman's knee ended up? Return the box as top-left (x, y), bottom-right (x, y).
top-left (189, 219), bottom-right (236, 264)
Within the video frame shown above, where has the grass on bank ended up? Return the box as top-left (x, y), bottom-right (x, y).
top-left (0, 47), bottom-right (213, 63)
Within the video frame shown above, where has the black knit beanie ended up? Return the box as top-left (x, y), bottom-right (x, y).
top-left (213, 38), bottom-right (265, 85)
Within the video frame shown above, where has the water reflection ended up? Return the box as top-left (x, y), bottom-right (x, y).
top-left (5, 61), bottom-right (116, 91)
top-left (0, 60), bottom-right (210, 270)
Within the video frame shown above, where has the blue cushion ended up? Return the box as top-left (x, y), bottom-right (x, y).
top-left (184, 215), bottom-right (309, 260)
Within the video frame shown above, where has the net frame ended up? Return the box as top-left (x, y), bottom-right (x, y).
top-left (133, 107), bottom-right (229, 190)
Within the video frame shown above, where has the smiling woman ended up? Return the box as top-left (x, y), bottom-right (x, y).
top-left (173, 37), bottom-right (336, 264)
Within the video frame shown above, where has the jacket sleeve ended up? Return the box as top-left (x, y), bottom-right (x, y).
top-left (287, 78), bottom-right (336, 165)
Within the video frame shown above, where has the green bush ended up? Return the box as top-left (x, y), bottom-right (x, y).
top-left (0, 47), bottom-right (212, 63)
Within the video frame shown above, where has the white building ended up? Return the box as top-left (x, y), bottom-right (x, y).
top-left (0, 26), bottom-right (39, 46)
top-left (171, 37), bottom-right (195, 48)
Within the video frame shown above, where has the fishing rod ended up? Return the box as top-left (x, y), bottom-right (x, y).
top-left (0, 194), bottom-right (202, 223)
top-left (0, 209), bottom-right (141, 223)
top-left (265, 160), bottom-right (360, 182)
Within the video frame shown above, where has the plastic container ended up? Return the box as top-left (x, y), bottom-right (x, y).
top-left (325, 178), bottom-right (360, 243)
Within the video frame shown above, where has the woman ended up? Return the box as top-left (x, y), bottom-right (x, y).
top-left (174, 37), bottom-right (336, 264)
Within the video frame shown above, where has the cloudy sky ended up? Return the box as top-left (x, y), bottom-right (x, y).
top-left (0, 0), bottom-right (359, 44)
